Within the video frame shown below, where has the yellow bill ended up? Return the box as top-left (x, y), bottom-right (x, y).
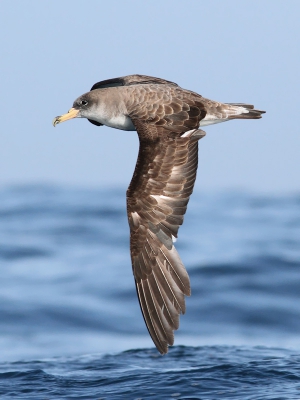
top-left (52, 108), bottom-right (79, 127)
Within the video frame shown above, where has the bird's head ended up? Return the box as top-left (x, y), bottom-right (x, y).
top-left (52, 91), bottom-right (102, 127)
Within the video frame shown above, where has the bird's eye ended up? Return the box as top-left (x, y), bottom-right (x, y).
top-left (80, 100), bottom-right (88, 106)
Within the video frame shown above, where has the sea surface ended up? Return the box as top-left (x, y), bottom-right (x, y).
top-left (0, 185), bottom-right (299, 399)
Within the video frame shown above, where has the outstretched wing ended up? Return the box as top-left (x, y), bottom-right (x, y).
top-left (127, 121), bottom-right (206, 354)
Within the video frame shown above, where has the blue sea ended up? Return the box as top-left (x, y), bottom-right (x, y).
top-left (0, 185), bottom-right (299, 399)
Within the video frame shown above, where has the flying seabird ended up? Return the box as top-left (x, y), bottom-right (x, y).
top-left (53, 74), bottom-right (265, 354)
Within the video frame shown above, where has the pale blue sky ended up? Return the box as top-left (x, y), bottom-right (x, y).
top-left (0, 1), bottom-right (299, 194)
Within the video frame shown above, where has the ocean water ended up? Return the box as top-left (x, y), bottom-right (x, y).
top-left (0, 185), bottom-right (299, 399)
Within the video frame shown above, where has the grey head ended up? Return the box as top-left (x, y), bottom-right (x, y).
top-left (52, 89), bottom-right (106, 127)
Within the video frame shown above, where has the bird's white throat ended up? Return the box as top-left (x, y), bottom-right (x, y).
top-left (101, 114), bottom-right (136, 131)
top-left (87, 106), bottom-right (136, 131)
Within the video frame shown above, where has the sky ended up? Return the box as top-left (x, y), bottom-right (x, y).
top-left (0, 0), bottom-right (299, 194)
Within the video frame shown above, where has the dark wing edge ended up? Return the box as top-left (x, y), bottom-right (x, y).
top-left (90, 74), bottom-right (178, 91)
top-left (127, 123), bottom-right (206, 354)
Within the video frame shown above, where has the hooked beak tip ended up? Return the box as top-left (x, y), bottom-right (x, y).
top-left (52, 108), bottom-right (79, 127)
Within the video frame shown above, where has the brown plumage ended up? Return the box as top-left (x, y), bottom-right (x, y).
top-left (53, 74), bottom-right (265, 354)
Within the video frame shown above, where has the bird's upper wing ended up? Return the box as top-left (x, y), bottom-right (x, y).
top-left (127, 118), bottom-right (206, 354)
top-left (90, 74), bottom-right (179, 91)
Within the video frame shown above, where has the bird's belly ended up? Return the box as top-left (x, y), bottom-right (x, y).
top-left (99, 114), bottom-right (136, 131)
top-left (200, 116), bottom-right (227, 126)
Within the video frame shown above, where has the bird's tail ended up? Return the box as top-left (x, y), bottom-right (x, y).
top-left (199, 101), bottom-right (265, 127)
top-left (226, 103), bottom-right (266, 120)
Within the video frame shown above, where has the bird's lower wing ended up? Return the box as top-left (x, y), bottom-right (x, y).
top-left (127, 122), bottom-right (205, 353)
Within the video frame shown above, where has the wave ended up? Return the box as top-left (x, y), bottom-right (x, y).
top-left (0, 346), bottom-right (299, 399)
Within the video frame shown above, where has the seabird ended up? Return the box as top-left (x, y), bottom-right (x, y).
top-left (53, 74), bottom-right (265, 354)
